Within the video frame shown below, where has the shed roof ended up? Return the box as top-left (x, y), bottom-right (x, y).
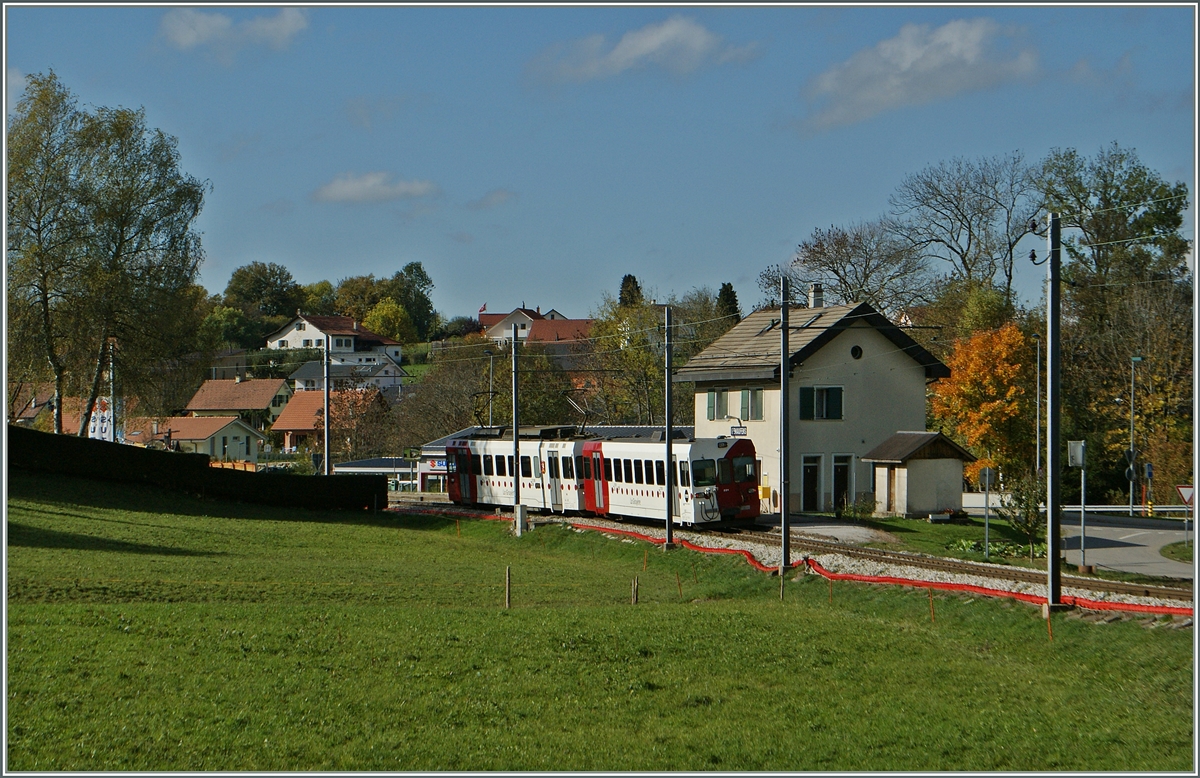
top-left (673, 302), bottom-right (949, 382)
top-left (185, 379), bottom-right (288, 412)
top-left (861, 431), bottom-right (977, 464)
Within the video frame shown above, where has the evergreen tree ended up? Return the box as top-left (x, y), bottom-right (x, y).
top-left (715, 282), bottom-right (741, 324)
top-left (618, 274), bottom-right (643, 307)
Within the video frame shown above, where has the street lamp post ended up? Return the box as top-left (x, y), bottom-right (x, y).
top-left (483, 349), bottom-right (495, 427)
top-left (1129, 355), bottom-right (1144, 516)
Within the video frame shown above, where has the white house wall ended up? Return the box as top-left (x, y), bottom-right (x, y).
top-left (905, 459), bottom-right (963, 516)
top-left (693, 322), bottom-right (927, 513)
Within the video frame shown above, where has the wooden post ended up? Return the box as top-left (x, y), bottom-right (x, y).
top-left (643, 548), bottom-right (647, 571)
top-left (692, 560), bottom-right (698, 584)
top-left (828, 577), bottom-right (833, 604)
top-left (928, 588), bottom-right (935, 623)
top-left (676, 571), bottom-right (683, 600)
top-left (505, 565), bottom-right (510, 609)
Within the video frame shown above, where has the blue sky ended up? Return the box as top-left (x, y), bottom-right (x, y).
top-left (5, 4), bottom-right (1196, 321)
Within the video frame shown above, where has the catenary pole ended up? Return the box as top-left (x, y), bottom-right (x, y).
top-left (512, 323), bottom-right (522, 533)
top-left (1046, 212), bottom-right (1062, 605)
top-left (664, 306), bottom-right (675, 550)
top-left (780, 277), bottom-right (791, 571)
top-left (323, 336), bottom-right (331, 476)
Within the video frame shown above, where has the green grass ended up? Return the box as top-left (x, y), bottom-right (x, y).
top-left (1161, 541), bottom-right (1195, 564)
top-left (6, 469), bottom-right (1194, 771)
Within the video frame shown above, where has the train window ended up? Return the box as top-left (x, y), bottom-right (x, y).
top-left (495, 455), bottom-right (506, 476)
top-left (611, 457), bottom-right (623, 482)
top-left (655, 460), bottom-right (666, 486)
top-left (644, 460), bottom-right (655, 484)
top-left (548, 456), bottom-right (560, 479)
top-left (508, 456), bottom-right (515, 477)
top-left (447, 456), bottom-right (458, 474)
top-left (633, 460), bottom-right (644, 484)
top-left (717, 458), bottom-right (733, 484)
top-left (483, 455), bottom-right (494, 476)
top-left (623, 459), bottom-right (634, 483)
top-left (603, 457), bottom-right (613, 481)
top-left (471, 454), bottom-right (482, 475)
top-left (520, 456), bottom-right (532, 478)
top-left (692, 459), bottom-right (716, 487)
top-left (562, 455), bottom-right (574, 479)
top-left (733, 456), bottom-right (757, 483)
top-left (582, 456), bottom-right (592, 479)
top-left (678, 461), bottom-right (690, 487)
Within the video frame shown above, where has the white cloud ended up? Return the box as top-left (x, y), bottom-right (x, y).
top-left (801, 18), bottom-right (1038, 132)
top-left (160, 8), bottom-right (307, 61)
top-left (7, 67), bottom-right (26, 115)
top-left (311, 172), bottom-right (438, 204)
top-left (529, 15), bottom-right (758, 83)
top-left (467, 188), bottom-right (518, 210)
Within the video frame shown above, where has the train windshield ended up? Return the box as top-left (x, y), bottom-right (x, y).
top-left (692, 459), bottom-right (717, 487)
top-left (733, 456), bottom-right (757, 483)
top-left (717, 459), bottom-right (733, 484)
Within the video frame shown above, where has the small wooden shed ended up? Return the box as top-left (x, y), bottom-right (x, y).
top-left (862, 431), bottom-right (976, 517)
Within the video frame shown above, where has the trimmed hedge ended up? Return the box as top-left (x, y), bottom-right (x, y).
top-left (7, 425), bottom-right (386, 512)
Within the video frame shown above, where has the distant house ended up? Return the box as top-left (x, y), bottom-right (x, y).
top-left (862, 431), bottom-right (977, 517)
top-left (264, 314), bottom-right (404, 367)
top-left (8, 383), bottom-right (54, 427)
top-left (675, 295), bottom-right (949, 515)
top-left (289, 361), bottom-right (408, 392)
top-left (184, 377), bottom-right (292, 430)
top-left (480, 306), bottom-right (593, 346)
top-left (270, 389), bottom-right (389, 451)
top-left (150, 416), bottom-right (265, 463)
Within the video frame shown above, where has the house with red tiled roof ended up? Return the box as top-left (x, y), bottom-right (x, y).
top-left (481, 306), bottom-right (592, 346)
top-left (155, 416), bottom-right (265, 462)
top-left (184, 377), bottom-right (292, 430)
top-left (264, 314), bottom-right (405, 369)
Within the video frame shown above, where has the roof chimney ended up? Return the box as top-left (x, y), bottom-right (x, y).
top-left (536, 306), bottom-right (540, 314)
top-left (234, 375), bottom-right (243, 383)
top-left (353, 320), bottom-right (358, 331)
top-left (808, 283), bottom-right (824, 309)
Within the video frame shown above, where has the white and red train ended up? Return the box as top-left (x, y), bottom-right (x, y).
top-left (445, 428), bottom-right (761, 525)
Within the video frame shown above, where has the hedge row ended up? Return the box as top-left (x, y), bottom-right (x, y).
top-left (7, 425), bottom-right (387, 511)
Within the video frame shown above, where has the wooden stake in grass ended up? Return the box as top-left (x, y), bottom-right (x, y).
top-left (456, 519), bottom-right (461, 537)
top-left (829, 576), bottom-right (833, 604)
top-left (779, 565), bottom-right (785, 601)
top-left (632, 576), bottom-right (639, 605)
top-left (1047, 611), bottom-right (1054, 642)
top-left (928, 588), bottom-right (935, 623)
top-left (692, 560), bottom-right (698, 584)
top-left (676, 571), bottom-right (683, 600)
top-left (643, 549), bottom-right (648, 571)
top-left (505, 565), bottom-right (511, 609)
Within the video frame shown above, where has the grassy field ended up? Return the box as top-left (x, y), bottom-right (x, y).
top-left (1161, 541), bottom-right (1195, 564)
top-left (6, 469), bottom-right (1194, 771)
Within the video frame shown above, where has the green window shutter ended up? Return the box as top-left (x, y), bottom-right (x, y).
top-left (707, 389), bottom-right (715, 421)
top-left (799, 387), bottom-right (815, 420)
top-left (740, 389), bottom-right (750, 420)
top-left (828, 387), bottom-right (843, 419)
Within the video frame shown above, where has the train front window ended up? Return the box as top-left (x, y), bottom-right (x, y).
top-left (733, 456), bottom-right (757, 483)
top-left (717, 459), bottom-right (733, 484)
top-left (692, 459), bottom-right (716, 487)
top-left (483, 455), bottom-right (494, 476)
top-left (495, 455), bottom-right (506, 476)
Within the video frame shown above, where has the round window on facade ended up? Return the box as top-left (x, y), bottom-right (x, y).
top-left (850, 345), bottom-right (863, 359)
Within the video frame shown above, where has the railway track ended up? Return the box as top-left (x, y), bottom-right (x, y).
top-left (740, 528), bottom-right (1194, 602)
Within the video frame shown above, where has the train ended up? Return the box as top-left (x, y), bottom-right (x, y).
top-left (445, 426), bottom-right (761, 525)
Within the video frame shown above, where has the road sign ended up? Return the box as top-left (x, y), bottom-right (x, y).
top-left (1144, 462), bottom-right (1154, 480)
top-left (1125, 448), bottom-right (1136, 464)
top-left (730, 426), bottom-right (747, 437)
top-left (1068, 440), bottom-right (1085, 467)
top-left (979, 467), bottom-right (997, 488)
top-left (1176, 485), bottom-right (1193, 506)
top-left (1125, 466), bottom-right (1136, 482)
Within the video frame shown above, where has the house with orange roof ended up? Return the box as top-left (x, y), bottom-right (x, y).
top-left (153, 416), bottom-right (265, 462)
top-left (184, 377), bottom-right (292, 430)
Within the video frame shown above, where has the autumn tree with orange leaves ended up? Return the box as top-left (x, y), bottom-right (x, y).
top-left (930, 323), bottom-right (1034, 481)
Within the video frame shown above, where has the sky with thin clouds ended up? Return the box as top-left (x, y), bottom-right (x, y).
top-left (4, 5), bottom-right (1195, 320)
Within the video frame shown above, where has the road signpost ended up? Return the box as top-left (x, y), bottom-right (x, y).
top-left (980, 467), bottom-right (997, 559)
top-left (1176, 485), bottom-right (1193, 547)
top-left (1069, 440), bottom-right (1087, 570)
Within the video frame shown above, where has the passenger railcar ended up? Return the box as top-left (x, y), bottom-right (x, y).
top-left (445, 431), bottom-right (760, 525)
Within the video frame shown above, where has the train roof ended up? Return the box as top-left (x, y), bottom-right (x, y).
top-left (445, 424), bottom-right (697, 443)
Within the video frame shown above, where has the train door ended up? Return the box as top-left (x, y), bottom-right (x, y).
top-left (547, 450), bottom-right (563, 513)
top-left (589, 445), bottom-right (607, 513)
top-left (833, 455), bottom-right (852, 515)
top-left (669, 455), bottom-right (680, 523)
top-left (451, 448), bottom-right (474, 504)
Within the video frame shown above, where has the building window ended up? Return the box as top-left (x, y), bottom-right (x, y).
top-left (706, 388), bottom-right (728, 421)
top-left (296, 323), bottom-right (306, 331)
top-left (302, 339), bottom-right (312, 347)
top-left (279, 340), bottom-right (288, 348)
top-left (740, 388), bottom-right (764, 421)
top-left (799, 386), bottom-right (843, 420)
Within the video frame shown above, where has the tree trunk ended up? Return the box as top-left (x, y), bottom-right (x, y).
top-left (78, 334), bottom-right (110, 437)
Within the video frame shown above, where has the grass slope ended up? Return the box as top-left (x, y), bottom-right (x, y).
top-left (6, 469), bottom-right (1194, 771)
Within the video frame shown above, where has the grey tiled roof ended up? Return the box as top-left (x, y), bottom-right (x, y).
top-left (673, 302), bottom-right (949, 382)
top-left (861, 431), bottom-right (977, 463)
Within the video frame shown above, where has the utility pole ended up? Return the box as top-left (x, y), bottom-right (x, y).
top-left (1129, 356), bottom-right (1144, 516)
top-left (779, 276), bottom-right (791, 572)
top-left (1045, 212), bottom-right (1062, 606)
top-left (323, 336), bottom-right (331, 475)
top-left (664, 306), bottom-right (675, 550)
top-left (512, 323), bottom-right (524, 535)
